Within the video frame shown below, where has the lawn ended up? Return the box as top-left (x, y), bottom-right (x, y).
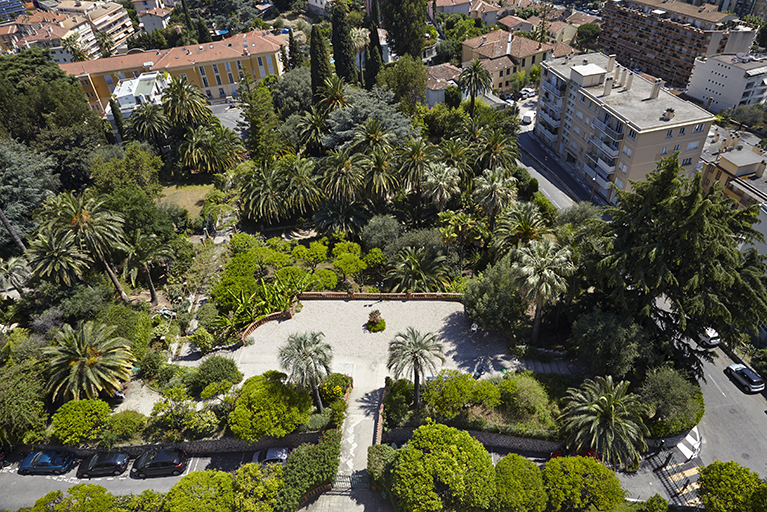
top-left (159, 184), bottom-right (214, 218)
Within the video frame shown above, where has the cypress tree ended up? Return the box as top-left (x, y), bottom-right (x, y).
top-left (197, 14), bottom-right (212, 43)
top-left (109, 97), bottom-right (125, 142)
top-left (371, 0), bottom-right (380, 25)
top-left (289, 28), bottom-right (303, 69)
top-left (331, 0), bottom-right (358, 83)
top-left (181, 0), bottom-right (194, 33)
top-left (366, 25), bottom-right (384, 89)
top-left (281, 45), bottom-right (290, 72)
top-left (310, 25), bottom-right (332, 102)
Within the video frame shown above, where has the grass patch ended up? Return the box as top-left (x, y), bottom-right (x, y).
top-left (160, 184), bottom-right (214, 218)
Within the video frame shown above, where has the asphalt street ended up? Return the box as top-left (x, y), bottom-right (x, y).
top-left (208, 104), bottom-right (243, 132)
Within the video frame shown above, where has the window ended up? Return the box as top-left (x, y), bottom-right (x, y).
top-left (661, 147), bottom-right (668, 155)
top-left (105, 75), bottom-right (113, 85)
top-left (257, 57), bottom-right (263, 66)
top-left (615, 177), bottom-right (624, 190)
top-left (573, 126), bottom-right (581, 135)
top-left (499, 71), bottom-right (503, 78)
top-left (705, 178), bottom-right (710, 185)
top-left (673, 144), bottom-right (680, 152)
top-left (580, 94), bottom-right (585, 103)
top-left (584, 117), bottom-right (590, 126)
top-left (225, 62), bottom-right (232, 72)
top-left (715, 170), bottom-right (722, 180)
top-left (236, 60), bottom-right (242, 70)
top-left (206, 90), bottom-right (212, 99)
top-left (622, 147), bottom-right (632, 158)
top-left (228, 73), bottom-right (234, 83)
top-left (202, 77), bottom-right (209, 87)
top-left (506, 69), bottom-right (510, 75)
top-left (686, 141), bottom-right (699, 151)
top-left (576, 111), bottom-right (583, 120)
top-left (212, 64), bottom-right (219, 74)
top-left (133, 71), bottom-right (140, 78)
top-left (179, 73), bottom-right (187, 80)
top-left (693, 123), bottom-right (704, 133)
top-left (521, 58), bottom-right (526, 67)
top-left (219, 88), bottom-right (225, 97)
top-left (619, 162), bottom-right (627, 173)
top-left (199, 66), bottom-right (206, 76)
top-left (571, 141), bottom-right (578, 150)
top-left (666, 129), bottom-right (673, 138)
top-left (679, 127), bottom-right (686, 136)
top-left (681, 157), bottom-right (693, 166)
top-left (215, 75), bottom-right (222, 86)
top-left (628, 129), bottom-right (637, 140)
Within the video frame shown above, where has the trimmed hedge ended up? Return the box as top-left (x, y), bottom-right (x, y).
top-left (367, 444), bottom-right (396, 491)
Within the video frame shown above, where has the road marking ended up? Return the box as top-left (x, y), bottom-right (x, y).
top-left (710, 377), bottom-right (727, 397)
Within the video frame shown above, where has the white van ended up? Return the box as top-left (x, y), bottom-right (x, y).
top-left (522, 111), bottom-right (536, 124)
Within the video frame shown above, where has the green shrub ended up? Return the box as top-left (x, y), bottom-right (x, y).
top-left (190, 328), bottom-right (215, 355)
top-left (641, 367), bottom-right (705, 438)
top-left (495, 453), bottom-right (547, 512)
top-left (650, 392), bottom-right (705, 438)
top-left (510, 373), bottom-right (550, 415)
top-left (750, 348), bottom-right (767, 380)
top-left (367, 319), bottom-right (386, 332)
top-left (58, 285), bottom-right (113, 322)
top-left (644, 493), bottom-right (668, 512)
top-left (52, 399), bottom-right (111, 445)
top-left (229, 233), bottom-right (266, 256)
top-left (423, 369), bottom-right (476, 419)
top-left (96, 304), bottom-right (153, 359)
top-left (319, 373), bottom-right (351, 405)
top-left (183, 409), bottom-right (220, 439)
top-left (106, 410), bottom-right (147, 441)
top-left (543, 456), bottom-right (624, 511)
top-left (383, 378), bottom-right (414, 430)
top-left (195, 303), bottom-right (219, 332)
top-left (140, 351), bottom-right (165, 381)
top-left (306, 410), bottom-right (332, 431)
top-left (188, 355), bottom-right (243, 396)
top-left (498, 377), bottom-right (518, 407)
top-left (472, 380), bottom-right (501, 409)
top-left (329, 399), bottom-right (347, 428)
top-left (275, 266), bottom-right (307, 285)
top-left (310, 268), bottom-right (338, 291)
top-left (367, 444), bottom-right (396, 490)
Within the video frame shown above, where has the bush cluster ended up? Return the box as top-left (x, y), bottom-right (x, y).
top-left (319, 373), bottom-right (351, 405)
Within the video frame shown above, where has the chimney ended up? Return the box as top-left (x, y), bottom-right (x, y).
top-left (603, 76), bottom-right (614, 96)
top-left (582, 58), bottom-right (588, 65)
top-left (625, 72), bottom-right (634, 91)
top-left (649, 78), bottom-right (662, 99)
top-left (607, 54), bottom-right (615, 72)
top-left (663, 108), bottom-right (675, 120)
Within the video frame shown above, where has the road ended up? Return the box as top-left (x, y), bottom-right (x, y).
top-left (697, 348), bottom-right (767, 477)
top-left (208, 104), bottom-right (243, 132)
top-left (0, 453), bottom-right (247, 511)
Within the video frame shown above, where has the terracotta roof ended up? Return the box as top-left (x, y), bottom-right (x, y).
top-left (60, 50), bottom-right (156, 75)
top-left (527, 15), bottom-right (541, 26)
top-left (18, 24), bottom-right (69, 43)
top-left (14, 10), bottom-right (68, 25)
top-left (0, 25), bottom-right (19, 36)
top-left (498, 15), bottom-right (532, 31)
top-left (427, 63), bottom-right (461, 90)
top-left (504, 0), bottom-right (534, 8)
top-left (435, 0), bottom-right (471, 6)
top-left (138, 7), bottom-right (171, 17)
top-left (479, 55), bottom-right (514, 73)
top-left (550, 41), bottom-right (577, 58)
top-left (470, 0), bottom-right (501, 13)
top-left (224, 29), bottom-right (284, 55)
top-left (87, 3), bottom-right (124, 22)
top-left (464, 30), bottom-right (553, 60)
top-left (548, 7), bottom-right (568, 20)
top-left (548, 21), bottom-right (567, 33)
top-left (152, 42), bottom-right (244, 70)
top-left (566, 12), bottom-right (597, 26)
top-left (623, 0), bottom-right (732, 23)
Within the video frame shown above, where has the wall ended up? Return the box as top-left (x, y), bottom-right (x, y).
top-left (382, 427), bottom-right (563, 454)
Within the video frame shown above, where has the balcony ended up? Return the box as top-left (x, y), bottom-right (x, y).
top-left (537, 124), bottom-right (558, 145)
top-left (586, 152), bottom-right (615, 175)
top-left (542, 80), bottom-right (567, 98)
top-left (588, 136), bottom-right (619, 159)
top-left (540, 94), bottom-right (563, 112)
top-left (538, 109), bottom-right (561, 128)
top-left (592, 118), bottom-right (625, 141)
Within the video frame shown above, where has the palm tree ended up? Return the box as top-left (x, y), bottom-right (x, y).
top-left (242, 164), bottom-right (286, 224)
top-left (474, 128), bottom-right (520, 172)
top-left (494, 202), bottom-right (553, 254)
top-left (387, 327), bottom-right (445, 407)
top-left (279, 331), bottom-right (333, 413)
top-left (95, 30), bottom-right (114, 58)
top-left (438, 210), bottom-right (481, 270)
top-left (560, 376), bottom-right (650, 470)
top-left (27, 228), bottom-right (90, 287)
top-left (361, 150), bottom-right (398, 208)
top-left (281, 154), bottom-right (321, 216)
top-left (510, 239), bottom-right (574, 345)
top-left (126, 103), bottom-right (169, 150)
top-left (318, 75), bottom-right (349, 113)
top-left (61, 35), bottom-right (88, 61)
top-left (350, 27), bottom-right (370, 86)
top-left (422, 164), bottom-right (461, 212)
top-left (399, 137), bottom-right (438, 224)
top-left (439, 138), bottom-right (472, 184)
top-left (180, 125), bottom-right (245, 174)
top-left (162, 76), bottom-right (211, 128)
top-left (459, 59), bottom-right (491, 118)
top-left (43, 321), bottom-right (136, 402)
top-left (352, 118), bottom-right (395, 155)
top-left (388, 247), bottom-right (449, 292)
top-left (472, 168), bottom-right (518, 231)
top-left (122, 230), bottom-right (174, 306)
top-left (321, 147), bottom-right (364, 204)
top-left (38, 192), bottom-right (128, 302)
top-left (297, 106), bottom-right (329, 156)
top-left (0, 256), bottom-right (30, 294)
top-left (313, 200), bottom-right (370, 239)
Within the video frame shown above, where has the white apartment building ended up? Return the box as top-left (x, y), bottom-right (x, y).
top-left (687, 53), bottom-right (767, 114)
top-left (537, 52), bottom-right (715, 204)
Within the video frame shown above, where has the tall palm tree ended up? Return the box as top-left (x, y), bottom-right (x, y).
top-left (122, 230), bottom-right (174, 306)
top-left (0, 256), bottom-right (30, 295)
top-left (281, 154), bottom-right (321, 216)
top-left (350, 27), bottom-right (370, 86)
top-left (318, 75), bottom-right (349, 113)
top-left (422, 163), bottom-right (461, 212)
top-left (126, 103), bottom-right (169, 150)
top-left (27, 228), bottom-right (90, 287)
top-left (43, 321), bottom-right (136, 402)
top-left (279, 331), bottom-right (333, 413)
top-left (439, 138), bottom-right (472, 185)
top-left (242, 164), bottom-right (286, 224)
top-left (38, 192), bottom-right (128, 302)
top-left (399, 137), bottom-right (438, 223)
top-left (472, 168), bottom-right (518, 231)
top-left (510, 239), bottom-right (574, 345)
top-left (61, 35), bottom-right (88, 61)
top-left (494, 202), bottom-right (553, 254)
top-left (459, 59), bottom-right (491, 118)
top-left (162, 76), bottom-right (211, 128)
top-left (474, 128), bottom-right (520, 172)
top-left (95, 30), bottom-right (114, 58)
top-left (352, 118), bottom-right (395, 155)
top-left (297, 106), bottom-right (329, 156)
top-left (438, 210), bottom-right (481, 270)
top-left (321, 147), bottom-right (364, 204)
top-left (313, 200), bottom-right (370, 239)
top-left (387, 327), bottom-right (445, 407)
top-left (560, 376), bottom-right (649, 470)
top-left (180, 125), bottom-right (245, 174)
top-left (361, 150), bottom-right (399, 208)
top-left (388, 247), bottom-right (449, 293)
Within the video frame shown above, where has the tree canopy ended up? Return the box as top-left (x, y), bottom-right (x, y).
top-left (381, 0), bottom-right (427, 59)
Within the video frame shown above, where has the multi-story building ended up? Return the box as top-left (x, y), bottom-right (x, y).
top-left (426, 62), bottom-right (461, 107)
top-left (687, 53), bottom-right (767, 113)
top-left (131, 0), bottom-right (165, 12)
top-left (137, 7), bottom-right (170, 33)
top-left (599, 0), bottom-right (754, 89)
top-left (84, 2), bottom-right (134, 51)
top-left (536, 52), bottom-right (715, 203)
top-left (13, 10), bottom-right (99, 61)
top-left (60, 29), bottom-right (285, 113)
top-left (700, 129), bottom-right (767, 209)
top-left (0, 22), bottom-right (19, 49)
top-left (0, 0), bottom-right (25, 21)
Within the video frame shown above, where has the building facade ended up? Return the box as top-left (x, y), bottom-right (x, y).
top-left (536, 52), bottom-right (715, 204)
top-left (599, 0), bottom-right (754, 89)
top-left (700, 130), bottom-right (767, 208)
top-left (137, 7), bottom-right (170, 33)
top-left (687, 53), bottom-right (767, 113)
top-left (0, 0), bottom-right (25, 21)
top-left (60, 29), bottom-right (285, 113)
top-left (13, 10), bottom-right (99, 61)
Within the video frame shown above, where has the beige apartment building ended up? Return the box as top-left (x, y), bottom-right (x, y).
top-left (700, 130), bottom-right (767, 209)
top-left (536, 52), bottom-right (715, 204)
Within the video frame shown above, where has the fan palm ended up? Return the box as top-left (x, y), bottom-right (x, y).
top-left (387, 327), bottom-right (445, 407)
top-left (459, 59), bottom-right (492, 117)
top-left (361, 150), bottom-right (399, 207)
top-left (350, 27), bottom-right (370, 85)
top-left (126, 103), bottom-right (169, 150)
top-left (241, 164), bottom-right (286, 224)
top-left (474, 128), bottom-right (520, 172)
top-left (399, 137), bottom-right (438, 223)
top-left (313, 200), bottom-right (371, 238)
top-left (318, 75), bottom-right (349, 112)
top-left (27, 228), bottom-right (90, 287)
top-left (162, 76), bottom-right (211, 128)
top-left (38, 192), bottom-right (128, 301)
top-left (122, 230), bottom-right (174, 306)
top-left (43, 321), bottom-right (136, 402)
top-left (388, 247), bottom-right (449, 293)
top-left (422, 163), bottom-right (461, 212)
top-left (209, 124), bottom-right (246, 171)
top-left (510, 239), bottom-right (574, 345)
top-left (279, 331), bottom-right (333, 413)
top-left (95, 30), bottom-right (114, 58)
top-left (472, 168), bottom-right (518, 231)
top-left (61, 35), bottom-right (88, 61)
top-left (0, 256), bottom-right (30, 295)
top-left (560, 376), bottom-right (650, 470)
top-left (494, 202), bottom-right (553, 253)
top-left (321, 147), bottom-right (364, 204)
top-left (281, 154), bottom-right (321, 216)
top-left (297, 106), bottom-right (329, 156)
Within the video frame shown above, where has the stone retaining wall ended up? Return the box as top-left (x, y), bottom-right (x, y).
top-left (239, 296), bottom-right (298, 342)
top-left (383, 427), bottom-right (563, 454)
top-left (298, 292), bottom-right (463, 301)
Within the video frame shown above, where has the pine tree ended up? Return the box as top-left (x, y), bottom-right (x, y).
top-left (366, 25), bottom-right (384, 90)
top-left (310, 25), bottom-right (332, 102)
top-left (331, 0), bottom-right (358, 83)
top-left (382, 0), bottom-right (427, 59)
top-left (196, 14), bottom-right (212, 43)
top-left (109, 97), bottom-right (125, 142)
top-left (289, 28), bottom-right (303, 69)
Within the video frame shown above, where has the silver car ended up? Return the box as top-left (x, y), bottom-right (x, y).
top-left (726, 363), bottom-right (765, 393)
top-left (252, 447), bottom-right (290, 468)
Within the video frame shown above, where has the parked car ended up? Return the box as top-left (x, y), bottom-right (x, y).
top-left (521, 87), bottom-right (537, 98)
top-left (522, 111), bottom-right (536, 124)
top-left (18, 450), bottom-right (74, 475)
top-left (78, 451), bottom-right (130, 479)
top-left (725, 363), bottom-right (765, 393)
top-left (252, 447), bottom-right (290, 468)
top-left (698, 328), bottom-right (721, 348)
top-left (131, 449), bottom-right (187, 478)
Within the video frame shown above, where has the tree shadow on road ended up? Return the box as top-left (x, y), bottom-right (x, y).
top-left (438, 311), bottom-right (514, 374)
top-left (355, 388), bottom-right (383, 419)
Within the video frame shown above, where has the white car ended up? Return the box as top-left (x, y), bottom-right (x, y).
top-left (698, 327), bottom-right (721, 348)
top-left (521, 87), bottom-right (536, 98)
top-left (522, 111), bottom-right (536, 124)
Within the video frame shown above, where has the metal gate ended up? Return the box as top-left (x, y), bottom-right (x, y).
top-left (333, 473), bottom-right (370, 491)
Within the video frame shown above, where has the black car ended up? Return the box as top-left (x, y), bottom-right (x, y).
top-left (131, 449), bottom-right (188, 478)
top-left (78, 451), bottom-right (130, 478)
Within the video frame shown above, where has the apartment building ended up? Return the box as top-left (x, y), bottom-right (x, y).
top-left (138, 7), bottom-right (170, 33)
top-left (599, 0), bottom-right (754, 89)
top-left (83, 2), bottom-right (134, 51)
top-left (132, 0), bottom-right (165, 12)
top-left (0, 0), bottom-right (25, 21)
top-left (687, 53), bottom-right (767, 113)
top-left (60, 29), bottom-right (285, 113)
top-left (536, 52), bottom-right (715, 204)
top-left (13, 10), bottom-right (99, 61)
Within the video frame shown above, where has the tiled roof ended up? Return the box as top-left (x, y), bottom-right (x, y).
top-left (498, 15), bottom-right (528, 29)
top-left (464, 30), bottom-right (553, 60)
top-left (435, 0), bottom-right (471, 6)
top-left (470, 0), bottom-right (501, 13)
top-left (479, 55), bottom-right (514, 73)
top-left (18, 24), bottom-right (68, 43)
top-left (504, 0), bottom-right (534, 8)
top-left (14, 10), bottom-right (68, 24)
top-left (138, 7), bottom-right (170, 17)
top-left (0, 25), bottom-right (19, 36)
top-left (550, 41), bottom-right (577, 58)
top-left (60, 50), bottom-right (156, 75)
top-left (624, 0), bottom-right (732, 23)
top-left (548, 21), bottom-right (567, 33)
top-left (427, 63), bottom-right (460, 90)
top-left (566, 12), bottom-right (597, 26)
top-left (527, 15), bottom-right (541, 26)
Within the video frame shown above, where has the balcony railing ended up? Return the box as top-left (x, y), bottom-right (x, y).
top-left (540, 94), bottom-right (563, 112)
top-left (588, 136), bottom-right (619, 159)
top-left (592, 118), bottom-right (625, 141)
top-left (586, 152), bottom-right (615, 175)
top-left (539, 110), bottom-right (561, 128)
top-left (538, 124), bottom-right (558, 144)
top-left (542, 80), bottom-right (567, 98)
